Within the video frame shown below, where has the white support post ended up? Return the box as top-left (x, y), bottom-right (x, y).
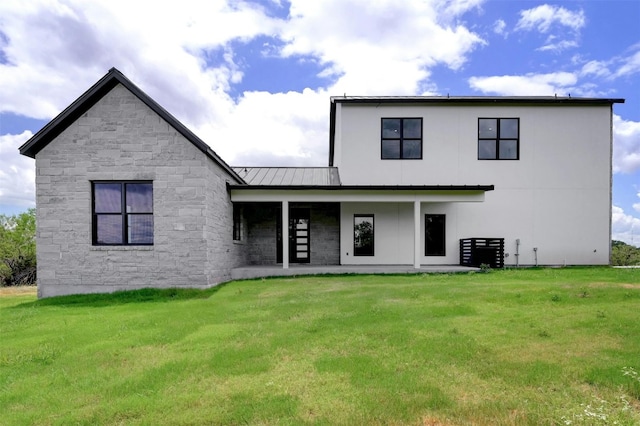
top-left (414, 201), bottom-right (421, 269)
top-left (282, 201), bottom-right (289, 269)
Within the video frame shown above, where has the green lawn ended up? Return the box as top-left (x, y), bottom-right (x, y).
top-left (1, 267), bottom-right (640, 425)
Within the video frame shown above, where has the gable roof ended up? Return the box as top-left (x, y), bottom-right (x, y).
top-left (19, 67), bottom-right (244, 183)
top-left (328, 95), bottom-right (626, 166)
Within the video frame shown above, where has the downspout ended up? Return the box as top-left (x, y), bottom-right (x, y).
top-left (515, 239), bottom-right (520, 268)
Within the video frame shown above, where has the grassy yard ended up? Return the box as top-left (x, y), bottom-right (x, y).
top-left (1, 267), bottom-right (640, 425)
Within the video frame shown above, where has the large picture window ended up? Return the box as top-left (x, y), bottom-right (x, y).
top-left (425, 214), bottom-right (446, 256)
top-left (92, 181), bottom-right (153, 245)
top-left (478, 118), bottom-right (519, 160)
top-left (381, 118), bottom-right (422, 159)
top-left (354, 215), bottom-right (374, 256)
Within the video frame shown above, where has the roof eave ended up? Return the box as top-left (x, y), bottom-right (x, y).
top-left (330, 96), bottom-right (625, 105)
top-left (229, 184), bottom-right (495, 192)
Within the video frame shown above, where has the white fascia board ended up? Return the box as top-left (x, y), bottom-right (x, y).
top-left (229, 189), bottom-right (486, 203)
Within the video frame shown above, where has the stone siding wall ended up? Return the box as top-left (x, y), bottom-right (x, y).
top-left (243, 203), bottom-right (340, 266)
top-left (245, 204), bottom-right (279, 265)
top-left (310, 203), bottom-right (340, 265)
top-left (35, 83), bottom-right (238, 297)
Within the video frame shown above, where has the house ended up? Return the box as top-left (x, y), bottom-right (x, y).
top-left (20, 68), bottom-right (624, 297)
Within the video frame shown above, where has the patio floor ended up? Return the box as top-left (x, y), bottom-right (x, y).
top-left (231, 264), bottom-right (479, 280)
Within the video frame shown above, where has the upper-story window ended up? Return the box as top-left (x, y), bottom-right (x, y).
top-left (478, 118), bottom-right (519, 160)
top-left (381, 118), bottom-right (423, 159)
top-left (92, 181), bottom-right (153, 245)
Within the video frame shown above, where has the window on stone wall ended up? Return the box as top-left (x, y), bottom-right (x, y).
top-left (354, 214), bottom-right (374, 256)
top-left (233, 205), bottom-right (244, 241)
top-left (92, 181), bottom-right (153, 245)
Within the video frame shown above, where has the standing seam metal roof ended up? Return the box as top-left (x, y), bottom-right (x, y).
top-left (232, 167), bottom-right (341, 186)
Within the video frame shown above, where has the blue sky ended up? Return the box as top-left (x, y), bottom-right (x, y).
top-left (0, 0), bottom-right (639, 245)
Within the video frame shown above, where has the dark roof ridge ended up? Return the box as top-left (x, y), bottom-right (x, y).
top-left (330, 95), bottom-right (625, 104)
top-left (19, 67), bottom-right (244, 184)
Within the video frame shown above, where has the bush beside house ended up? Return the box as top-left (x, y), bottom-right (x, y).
top-left (0, 209), bottom-right (36, 286)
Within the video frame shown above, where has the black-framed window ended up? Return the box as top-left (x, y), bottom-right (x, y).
top-left (425, 214), bottom-right (445, 256)
top-left (233, 205), bottom-right (243, 241)
top-left (381, 118), bottom-right (422, 159)
top-left (354, 215), bottom-right (374, 256)
top-left (92, 181), bottom-right (153, 245)
top-left (478, 118), bottom-right (519, 160)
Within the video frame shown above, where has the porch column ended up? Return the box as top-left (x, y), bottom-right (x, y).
top-left (414, 201), bottom-right (421, 269)
top-left (282, 201), bottom-right (289, 269)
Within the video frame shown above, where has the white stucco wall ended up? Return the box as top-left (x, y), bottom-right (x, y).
top-left (334, 102), bottom-right (613, 265)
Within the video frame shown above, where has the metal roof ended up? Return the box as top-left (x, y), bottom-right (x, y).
top-left (232, 167), bottom-right (341, 186)
top-left (330, 95), bottom-right (625, 105)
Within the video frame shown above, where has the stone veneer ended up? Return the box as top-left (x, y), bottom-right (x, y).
top-left (243, 203), bottom-right (340, 266)
top-left (35, 83), bottom-right (244, 297)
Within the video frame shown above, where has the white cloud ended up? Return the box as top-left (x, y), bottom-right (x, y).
top-left (280, 0), bottom-right (485, 95)
top-left (514, 4), bottom-right (585, 52)
top-left (0, 0), bottom-right (282, 125)
top-left (613, 49), bottom-right (640, 79)
top-left (537, 38), bottom-right (578, 53)
top-left (580, 60), bottom-right (612, 79)
top-left (613, 115), bottom-right (640, 174)
top-left (612, 205), bottom-right (640, 247)
top-left (198, 88), bottom-right (330, 166)
top-left (468, 72), bottom-right (577, 96)
top-left (493, 19), bottom-right (507, 36)
top-left (515, 4), bottom-right (585, 33)
top-left (0, 131), bottom-right (35, 210)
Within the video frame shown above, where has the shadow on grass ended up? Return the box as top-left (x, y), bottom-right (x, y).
top-left (13, 283), bottom-right (229, 309)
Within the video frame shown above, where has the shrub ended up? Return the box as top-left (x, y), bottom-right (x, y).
top-left (0, 209), bottom-right (36, 286)
top-left (611, 240), bottom-right (640, 266)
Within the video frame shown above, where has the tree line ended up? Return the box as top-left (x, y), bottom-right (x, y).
top-left (0, 209), bottom-right (36, 286)
top-left (0, 209), bottom-right (638, 287)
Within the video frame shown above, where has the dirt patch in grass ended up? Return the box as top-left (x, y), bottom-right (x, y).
top-left (620, 283), bottom-right (640, 289)
top-left (587, 282), bottom-right (640, 289)
top-left (0, 286), bottom-right (37, 296)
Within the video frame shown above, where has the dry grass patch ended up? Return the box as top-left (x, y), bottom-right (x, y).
top-left (0, 286), bottom-right (36, 296)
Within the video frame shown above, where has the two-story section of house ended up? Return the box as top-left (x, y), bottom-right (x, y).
top-left (20, 68), bottom-right (623, 297)
top-left (329, 96), bottom-right (622, 267)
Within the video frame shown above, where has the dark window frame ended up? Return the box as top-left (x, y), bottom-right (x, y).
top-left (92, 181), bottom-right (153, 246)
top-left (232, 205), bottom-right (243, 241)
top-left (381, 117), bottom-right (423, 160)
top-left (353, 214), bottom-right (374, 256)
top-left (425, 214), bottom-right (446, 256)
top-left (477, 117), bottom-right (520, 160)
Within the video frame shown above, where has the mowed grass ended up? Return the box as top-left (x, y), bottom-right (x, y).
top-left (1, 268), bottom-right (640, 425)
